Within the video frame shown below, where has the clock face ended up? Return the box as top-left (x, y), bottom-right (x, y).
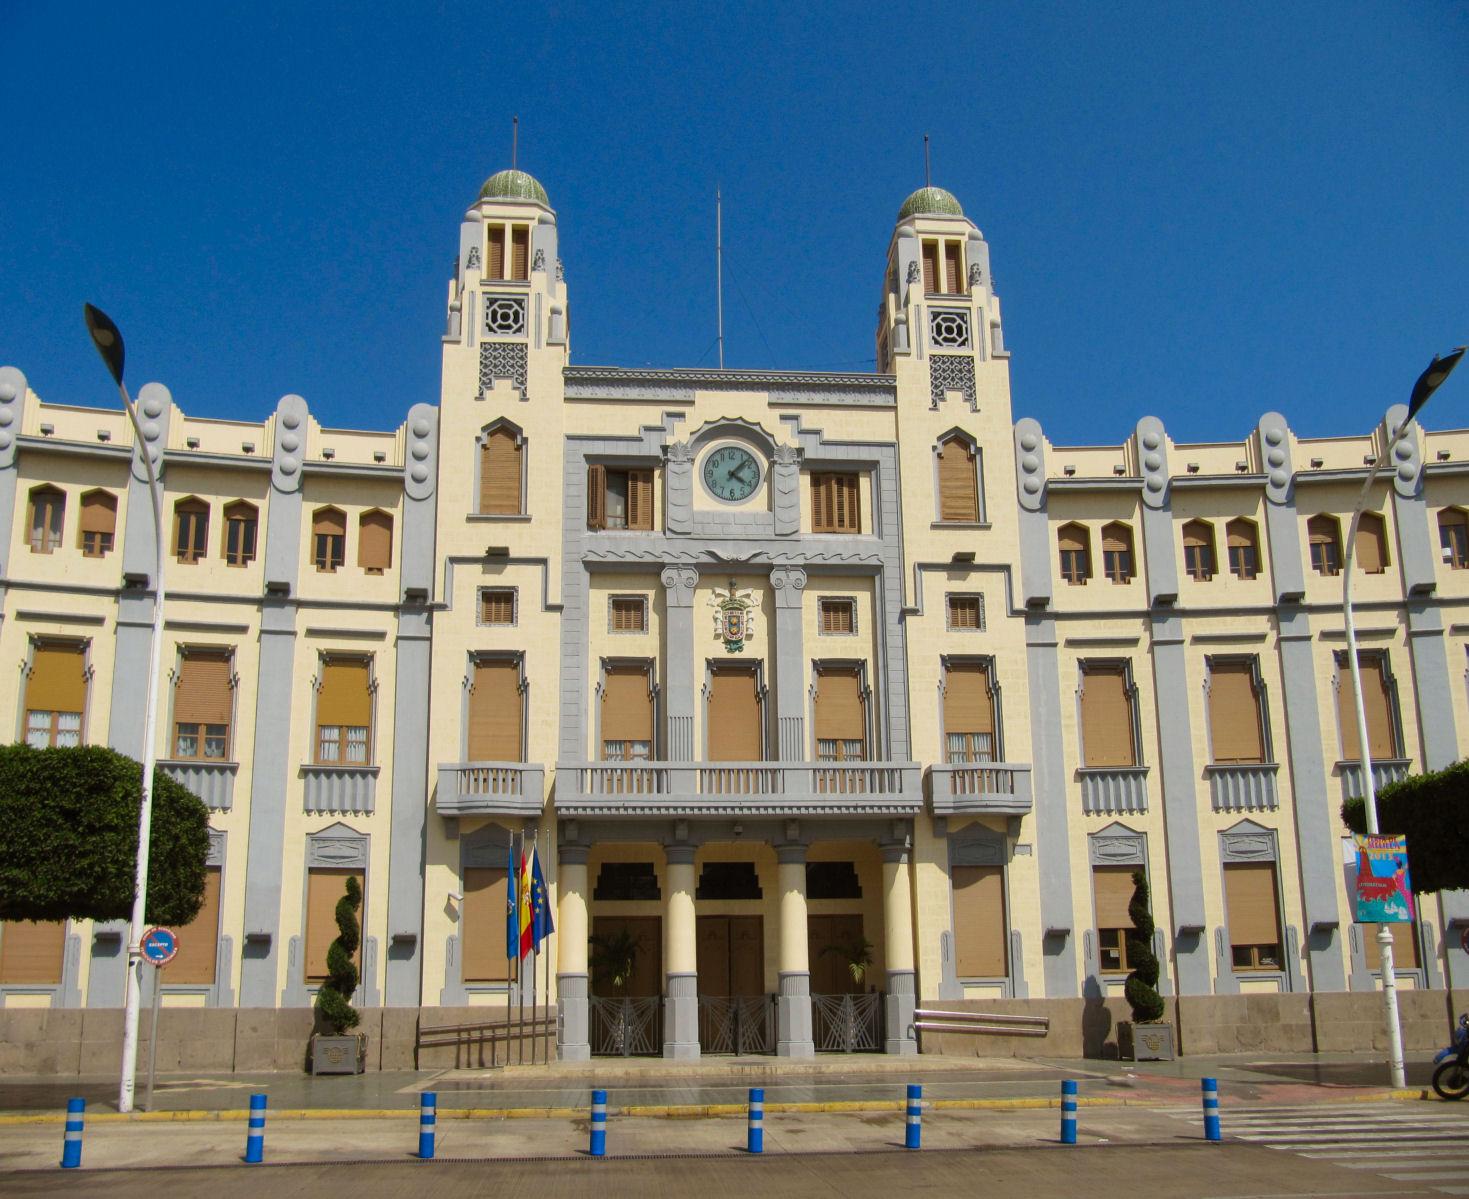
top-left (701, 444), bottom-right (762, 503)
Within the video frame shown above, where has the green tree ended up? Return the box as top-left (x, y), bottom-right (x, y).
top-left (1342, 760), bottom-right (1469, 895)
top-left (315, 876), bottom-right (362, 1035)
top-left (0, 745), bottom-right (209, 924)
top-left (1124, 870), bottom-right (1166, 1024)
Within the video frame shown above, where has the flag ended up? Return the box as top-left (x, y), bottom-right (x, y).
top-left (530, 846), bottom-right (555, 948)
top-left (505, 838), bottom-right (519, 961)
top-left (518, 843), bottom-right (534, 959)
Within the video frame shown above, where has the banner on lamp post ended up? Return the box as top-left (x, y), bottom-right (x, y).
top-left (1353, 834), bottom-right (1414, 923)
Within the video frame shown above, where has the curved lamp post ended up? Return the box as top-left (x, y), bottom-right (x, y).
top-left (83, 304), bottom-right (166, 1115)
top-left (1343, 346), bottom-right (1464, 1090)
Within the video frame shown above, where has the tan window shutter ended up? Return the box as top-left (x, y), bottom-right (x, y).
top-left (305, 869), bottom-right (363, 982)
top-left (480, 428), bottom-right (522, 515)
top-left (25, 643), bottom-right (87, 714)
top-left (1058, 524), bottom-right (1088, 560)
top-left (602, 664), bottom-right (653, 748)
top-left (1365, 919), bottom-right (1420, 970)
top-left (952, 865), bottom-right (1006, 976)
top-left (1081, 664), bottom-right (1136, 767)
top-left (357, 511), bottom-right (392, 572)
top-left (1338, 656), bottom-right (1397, 760)
top-left (481, 589), bottom-right (515, 625)
top-left (944, 242), bottom-right (962, 294)
top-left (467, 658), bottom-right (522, 761)
top-left (176, 651), bottom-right (233, 729)
top-left (168, 868), bottom-right (221, 984)
top-left (821, 600), bottom-right (854, 634)
top-left (1208, 661), bottom-right (1265, 764)
top-left (944, 662), bottom-right (994, 736)
top-left (921, 241), bottom-right (939, 294)
top-left (812, 476), bottom-right (830, 531)
top-left (0, 920), bottom-right (66, 984)
top-left (586, 465), bottom-right (606, 529)
top-left (1224, 862), bottom-right (1280, 946)
top-left (487, 226), bottom-right (505, 278)
top-left (1093, 866), bottom-right (1137, 931)
top-left (814, 668), bottom-right (865, 745)
top-left (627, 470), bottom-right (654, 530)
top-left (823, 474), bottom-right (859, 531)
top-left (314, 507), bottom-right (345, 538)
top-left (1102, 524), bottom-right (1129, 554)
top-left (79, 491), bottom-right (116, 536)
top-left (510, 226), bottom-right (530, 279)
top-left (611, 597), bottom-right (646, 632)
top-left (937, 439), bottom-right (978, 522)
top-left (947, 596), bottom-right (980, 629)
top-left (1357, 513), bottom-right (1387, 574)
top-left (1227, 521), bottom-right (1253, 550)
top-left (708, 669), bottom-right (761, 760)
top-left (317, 659), bottom-right (371, 728)
top-left (462, 867), bottom-right (511, 981)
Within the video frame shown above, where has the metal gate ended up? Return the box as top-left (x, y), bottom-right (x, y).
top-left (812, 992), bottom-right (882, 1052)
top-left (698, 995), bottom-right (775, 1055)
top-left (589, 996), bottom-right (662, 1057)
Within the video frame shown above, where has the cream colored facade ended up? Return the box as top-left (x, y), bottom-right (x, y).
top-left (1, 171), bottom-right (1466, 1058)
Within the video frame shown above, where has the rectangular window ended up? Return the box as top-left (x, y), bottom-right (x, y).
top-left (921, 239), bottom-right (965, 296)
top-left (1080, 663), bottom-right (1137, 768)
top-left (1224, 861), bottom-right (1282, 971)
top-left (467, 658), bottom-right (523, 761)
top-left (811, 473), bottom-right (860, 533)
top-left (462, 866), bottom-right (512, 981)
top-left (487, 226), bottom-right (506, 279)
top-left (946, 594), bottom-right (983, 631)
top-left (174, 502), bottom-right (209, 564)
top-left (819, 598), bottom-right (856, 635)
top-left (586, 466), bottom-right (654, 530)
top-left (315, 658), bottom-right (372, 765)
top-left (944, 660), bottom-right (995, 763)
top-left (510, 225), bottom-right (530, 280)
top-left (479, 588), bottom-right (516, 626)
top-left (601, 663), bottom-right (653, 761)
top-left (1228, 542), bottom-right (1257, 579)
top-left (921, 241), bottom-right (939, 294)
top-left (224, 503), bottom-right (258, 567)
top-left (1207, 660), bottom-right (1266, 765)
top-left (1439, 510), bottom-right (1469, 569)
top-left (1094, 866), bottom-right (1138, 973)
top-left (951, 864), bottom-right (1007, 977)
top-left (168, 867), bottom-right (221, 984)
top-left (0, 920), bottom-right (66, 984)
top-left (944, 241), bottom-right (964, 294)
top-left (814, 667), bottom-right (866, 762)
top-left (79, 491), bottom-right (117, 558)
top-left (1336, 653), bottom-right (1399, 761)
top-left (707, 667), bottom-right (762, 761)
top-left (24, 643), bottom-right (87, 749)
top-left (609, 596), bottom-right (648, 633)
top-left (305, 868), bottom-right (363, 982)
top-left (173, 649), bottom-right (233, 761)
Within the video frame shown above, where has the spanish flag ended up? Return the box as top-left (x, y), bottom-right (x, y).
top-left (518, 844), bottom-right (535, 960)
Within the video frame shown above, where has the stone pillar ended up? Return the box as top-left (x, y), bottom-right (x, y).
top-left (660, 567), bottom-right (699, 762)
top-left (769, 566), bottom-right (808, 761)
top-left (776, 843), bottom-right (814, 1057)
top-left (556, 844), bottom-right (591, 1061)
top-left (662, 845), bottom-right (700, 1059)
top-left (881, 837), bottom-right (917, 1054)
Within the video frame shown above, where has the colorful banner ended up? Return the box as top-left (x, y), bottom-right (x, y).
top-left (1353, 833), bottom-right (1414, 923)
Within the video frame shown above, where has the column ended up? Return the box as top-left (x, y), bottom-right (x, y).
top-left (662, 845), bottom-right (699, 1059)
top-left (776, 844), bottom-right (814, 1057)
top-left (556, 844), bottom-right (590, 1061)
top-left (769, 566), bottom-right (808, 762)
top-left (660, 567), bottom-right (699, 763)
top-left (881, 836), bottom-right (917, 1054)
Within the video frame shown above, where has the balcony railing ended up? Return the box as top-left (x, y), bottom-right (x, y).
top-left (437, 763), bottom-right (547, 817)
top-left (301, 764), bottom-right (379, 815)
top-left (1206, 762), bottom-right (1279, 812)
top-left (1078, 766), bottom-right (1149, 815)
top-left (556, 760), bottom-right (922, 817)
top-left (927, 763), bottom-right (1033, 816)
top-left (159, 760), bottom-right (238, 812)
top-left (1336, 758), bottom-right (1412, 803)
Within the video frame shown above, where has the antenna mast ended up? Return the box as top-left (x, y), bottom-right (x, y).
top-left (512, 116), bottom-right (519, 169)
top-left (716, 188), bottom-right (725, 369)
top-left (924, 133), bottom-right (931, 188)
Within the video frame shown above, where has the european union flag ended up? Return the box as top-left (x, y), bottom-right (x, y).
top-left (530, 846), bottom-right (555, 948)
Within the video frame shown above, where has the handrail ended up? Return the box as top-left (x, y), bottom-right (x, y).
top-left (912, 1008), bottom-right (1051, 1040)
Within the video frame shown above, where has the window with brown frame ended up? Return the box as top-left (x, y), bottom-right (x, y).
top-left (314, 657), bottom-right (371, 764)
top-left (357, 509), bottom-right (392, 574)
top-left (1356, 511), bottom-right (1389, 574)
top-left (0, 920), bottom-right (66, 984)
top-left (587, 466), bottom-right (654, 530)
top-left (936, 436), bottom-right (980, 522)
top-left (811, 473), bottom-right (860, 533)
top-left (1308, 514), bottom-right (1342, 576)
top-left (462, 866), bottom-right (511, 982)
top-left (173, 497), bottom-right (209, 564)
top-left (24, 642), bottom-right (86, 749)
top-left (1101, 522), bottom-right (1134, 584)
top-left (610, 595), bottom-right (648, 633)
top-left (921, 238), bottom-right (965, 295)
top-left (467, 657), bottom-right (523, 761)
top-left (1226, 518), bottom-right (1259, 580)
top-left (952, 864), bottom-right (1006, 977)
top-left (944, 660), bottom-right (996, 763)
top-left (946, 594), bottom-right (983, 631)
top-left (27, 486), bottom-right (64, 554)
top-left (510, 225), bottom-right (530, 280)
top-left (1094, 866), bottom-right (1140, 973)
top-left (172, 649), bottom-right (233, 761)
top-left (487, 226), bottom-right (505, 278)
top-left (312, 507), bottom-right (346, 572)
top-left (479, 588), bottom-right (516, 626)
top-left (1207, 659), bottom-right (1266, 765)
top-left (484, 223), bottom-right (531, 282)
top-left (305, 869), bottom-right (363, 982)
top-left (223, 501), bottom-right (258, 567)
top-left (1080, 662), bottom-right (1137, 768)
top-left (479, 426), bottom-right (524, 515)
top-left (1439, 508), bottom-right (1469, 569)
top-left (1057, 522), bottom-right (1091, 585)
top-left (1335, 651), bottom-right (1400, 761)
top-left (814, 666), bottom-right (867, 764)
top-left (78, 490), bottom-right (116, 558)
top-left (1181, 519), bottom-right (1216, 581)
top-left (1224, 862), bottom-right (1283, 971)
top-left (819, 598), bottom-right (856, 635)
top-left (600, 662), bottom-right (653, 762)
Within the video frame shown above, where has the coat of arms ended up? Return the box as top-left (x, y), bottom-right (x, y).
top-left (709, 579), bottom-right (757, 653)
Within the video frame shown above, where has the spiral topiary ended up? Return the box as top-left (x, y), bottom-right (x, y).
top-left (315, 876), bottom-right (362, 1035)
top-left (1123, 870), bottom-right (1166, 1024)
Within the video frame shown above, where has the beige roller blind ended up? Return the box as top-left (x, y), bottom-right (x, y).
top-left (937, 440), bottom-right (978, 522)
top-left (305, 869), bottom-right (363, 982)
top-left (1338, 656), bottom-right (1396, 760)
top-left (1058, 525), bottom-right (1087, 554)
top-left (357, 511), bottom-right (392, 572)
top-left (26, 644), bottom-right (87, 714)
top-left (169, 868), bottom-right (221, 984)
top-left (176, 651), bottom-right (232, 727)
top-left (944, 662), bottom-right (993, 736)
top-left (944, 242), bottom-right (962, 294)
top-left (317, 659), bottom-right (371, 727)
top-left (487, 226), bottom-right (505, 278)
top-left (602, 664), bottom-right (653, 745)
top-left (1224, 862), bottom-right (1280, 946)
top-left (952, 865), bottom-right (1006, 977)
top-left (462, 866), bottom-right (511, 981)
top-left (1208, 661), bottom-right (1265, 764)
top-left (510, 225), bottom-right (530, 280)
top-left (313, 507), bottom-right (345, 538)
top-left (0, 921), bottom-right (65, 984)
top-left (627, 470), bottom-right (654, 530)
top-left (79, 491), bottom-right (116, 535)
top-left (1081, 664), bottom-right (1135, 767)
top-left (480, 428), bottom-right (522, 515)
top-left (921, 241), bottom-right (939, 293)
top-left (708, 669), bottom-right (761, 760)
top-left (1102, 524), bottom-right (1130, 553)
top-left (814, 668), bottom-right (864, 743)
top-left (1357, 513), bottom-right (1387, 574)
top-left (1093, 866), bottom-right (1137, 930)
top-left (467, 659), bottom-right (523, 761)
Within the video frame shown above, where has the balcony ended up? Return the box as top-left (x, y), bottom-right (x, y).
top-left (436, 762), bottom-right (547, 817)
top-left (555, 761), bottom-right (923, 818)
top-left (1336, 758), bottom-right (1412, 804)
top-left (1078, 766), bottom-right (1149, 815)
top-left (300, 764), bottom-right (379, 815)
top-left (159, 760), bottom-right (238, 812)
top-left (927, 763), bottom-right (1033, 816)
top-left (1206, 763), bottom-right (1279, 812)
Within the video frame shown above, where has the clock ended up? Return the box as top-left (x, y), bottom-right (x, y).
top-left (701, 444), bottom-right (762, 503)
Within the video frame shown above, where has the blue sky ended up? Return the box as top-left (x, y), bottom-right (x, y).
top-left (2, 2), bottom-right (1466, 445)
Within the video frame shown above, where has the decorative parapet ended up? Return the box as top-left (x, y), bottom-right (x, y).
top-left (300, 764), bottom-right (379, 815)
top-left (927, 763), bottom-right (1033, 816)
top-left (435, 762), bottom-right (547, 817)
top-left (562, 365), bottom-right (897, 407)
top-left (1336, 758), bottom-right (1412, 804)
top-left (1205, 763), bottom-right (1279, 812)
top-left (159, 760), bottom-right (239, 813)
top-left (1078, 766), bottom-right (1149, 815)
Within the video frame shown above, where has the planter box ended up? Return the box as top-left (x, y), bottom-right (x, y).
top-left (310, 1033), bottom-right (367, 1075)
top-left (1119, 1021), bottom-right (1175, 1062)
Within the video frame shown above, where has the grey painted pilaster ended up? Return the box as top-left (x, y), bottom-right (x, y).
top-left (660, 567), bottom-right (699, 760)
top-left (662, 972), bottom-right (699, 1059)
top-left (883, 969), bottom-right (916, 1054)
top-left (1024, 615), bottom-right (1078, 996)
top-left (664, 442), bottom-right (693, 534)
top-left (1258, 413), bottom-right (1307, 602)
top-left (1135, 417), bottom-right (1179, 605)
top-left (0, 366), bottom-right (27, 585)
top-left (770, 566), bottom-right (808, 760)
top-left (85, 924), bottom-right (127, 1007)
top-left (772, 444), bottom-right (801, 536)
top-left (558, 972), bottom-right (590, 1061)
top-left (1013, 418), bottom-right (1052, 607)
top-left (263, 395), bottom-right (308, 589)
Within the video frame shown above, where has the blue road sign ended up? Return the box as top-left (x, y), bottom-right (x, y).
top-left (141, 926), bottom-right (178, 967)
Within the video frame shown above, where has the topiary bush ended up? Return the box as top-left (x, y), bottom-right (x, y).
top-left (0, 744), bottom-right (209, 924)
top-left (1342, 759), bottom-right (1469, 895)
top-left (315, 876), bottom-right (362, 1035)
top-left (1124, 870), bottom-right (1166, 1024)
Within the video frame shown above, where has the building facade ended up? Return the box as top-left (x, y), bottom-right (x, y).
top-left (2, 170), bottom-right (1466, 1058)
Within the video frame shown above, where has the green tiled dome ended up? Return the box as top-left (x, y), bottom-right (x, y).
top-left (479, 169), bottom-right (549, 205)
top-left (897, 186), bottom-right (964, 220)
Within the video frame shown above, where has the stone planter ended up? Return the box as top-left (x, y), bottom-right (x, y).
top-left (310, 1032), bottom-right (367, 1075)
top-left (1119, 1021), bottom-right (1175, 1062)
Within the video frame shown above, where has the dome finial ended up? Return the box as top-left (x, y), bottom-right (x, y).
top-left (479, 168), bottom-right (550, 206)
top-left (897, 186), bottom-right (964, 221)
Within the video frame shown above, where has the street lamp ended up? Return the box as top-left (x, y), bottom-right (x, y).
top-left (83, 304), bottom-right (167, 1115)
top-left (1343, 345), bottom-right (1464, 1090)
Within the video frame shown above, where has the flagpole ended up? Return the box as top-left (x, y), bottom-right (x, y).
top-left (532, 827), bottom-right (541, 1065)
top-left (505, 827), bottom-right (514, 1067)
top-left (518, 828), bottom-right (526, 1065)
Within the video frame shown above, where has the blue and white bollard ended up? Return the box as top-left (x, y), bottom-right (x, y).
top-left (1060, 1079), bottom-right (1078, 1145)
top-left (418, 1091), bottom-right (437, 1159)
top-left (905, 1083), bottom-right (922, 1150)
top-left (747, 1087), bottom-right (764, 1154)
top-left (589, 1089), bottom-right (607, 1157)
top-left (244, 1093), bottom-right (267, 1164)
top-left (60, 1097), bottom-right (84, 1169)
top-left (1201, 1077), bottom-right (1221, 1142)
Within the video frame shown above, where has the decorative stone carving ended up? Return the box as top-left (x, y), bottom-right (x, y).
top-left (664, 441), bottom-right (694, 534)
top-left (928, 354), bottom-right (977, 411)
top-left (769, 565), bottom-right (807, 609)
top-left (1258, 412), bottom-right (1292, 503)
top-left (555, 258), bottom-right (564, 282)
top-left (532, 248), bottom-right (546, 272)
top-left (1220, 819), bottom-right (1276, 862)
top-left (772, 447), bottom-right (801, 536)
top-left (1136, 416), bottom-right (1170, 510)
top-left (1386, 402), bottom-right (1424, 498)
top-left (906, 261), bottom-right (921, 285)
top-left (929, 309), bottom-right (971, 350)
top-left (306, 821), bottom-right (369, 868)
top-left (478, 341), bottom-right (529, 401)
top-left (465, 245), bottom-right (481, 272)
top-left (403, 404), bottom-right (438, 499)
top-left (660, 565), bottom-right (699, 607)
top-left (271, 393), bottom-right (307, 494)
top-left (483, 296), bottom-right (527, 337)
top-left (708, 579), bottom-right (758, 651)
top-left (1088, 822), bottom-right (1146, 866)
top-left (968, 262), bottom-right (983, 287)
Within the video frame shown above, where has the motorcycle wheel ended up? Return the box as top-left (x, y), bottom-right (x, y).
top-left (1432, 1058), bottom-right (1469, 1101)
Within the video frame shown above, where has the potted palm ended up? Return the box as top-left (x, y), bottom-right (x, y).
top-left (310, 876), bottom-right (367, 1074)
top-left (590, 927), bottom-right (641, 1055)
top-left (1117, 871), bottom-right (1174, 1061)
top-left (819, 933), bottom-right (874, 990)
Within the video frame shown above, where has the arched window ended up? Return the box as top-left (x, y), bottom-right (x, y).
top-left (312, 507), bottom-right (346, 573)
top-left (1226, 518), bottom-right (1259, 580)
top-left (173, 497), bottom-right (209, 564)
top-left (1308, 514), bottom-right (1342, 576)
top-left (78, 489), bottom-right (117, 558)
top-left (1356, 511), bottom-right (1389, 575)
top-left (1100, 522), bottom-right (1134, 584)
top-left (479, 424), bottom-right (524, 515)
top-left (935, 434), bottom-right (980, 523)
top-left (223, 501), bottom-right (258, 567)
top-left (357, 509), bottom-right (393, 574)
top-left (1057, 522), bottom-right (1091, 585)
top-left (27, 485), bottom-right (64, 554)
top-left (1439, 507), bottom-right (1469, 570)
top-left (1181, 519), bottom-right (1216, 581)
